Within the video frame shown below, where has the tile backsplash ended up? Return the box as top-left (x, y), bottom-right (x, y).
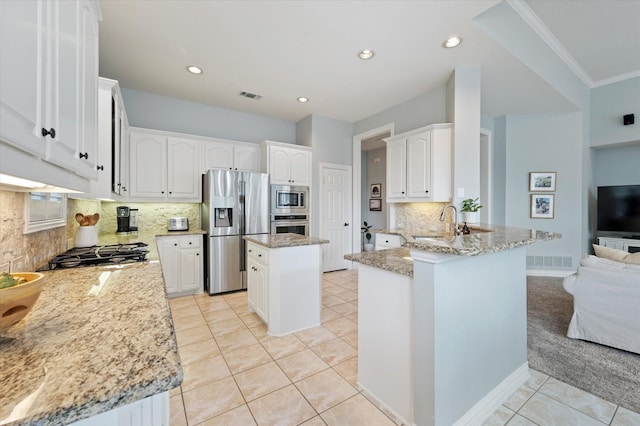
top-left (0, 190), bottom-right (67, 271)
top-left (394, 202), bottom-right (449, 230)
top-left (0, 189), bottom-right (201, 271)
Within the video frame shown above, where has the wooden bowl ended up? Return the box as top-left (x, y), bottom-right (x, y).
top-left (0, 272), bottom-right (45, 330)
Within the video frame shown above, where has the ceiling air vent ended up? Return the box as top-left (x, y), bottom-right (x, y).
top-left (239, 91), bottom-right (262, 100)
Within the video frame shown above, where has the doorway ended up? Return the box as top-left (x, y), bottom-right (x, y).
top-left (352, 124), bottom-right (395, 253)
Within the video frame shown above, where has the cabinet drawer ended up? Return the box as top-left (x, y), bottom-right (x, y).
top-left (375, 233), bottom-right (404, 249)
top-left (247, 244), bottom-right (268, 264)
top-left (180, 235), bottom-right (202, 248)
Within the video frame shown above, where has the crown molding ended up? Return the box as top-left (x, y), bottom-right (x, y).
top-left (506, 0), bottom-right (595, 88)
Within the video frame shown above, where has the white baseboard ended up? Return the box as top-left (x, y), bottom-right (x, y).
top-left (527, 269), bottom-right (576, 277)
top-left (357, 382), bottom-right (410, 426)
top-left (453, 363), bottom-right (530, 426)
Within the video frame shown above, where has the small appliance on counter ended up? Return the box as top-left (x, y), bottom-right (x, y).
top-left (168, 217), bottom-right (189, 231)
top-left (116, 206), bottom-right (130, 235)
top-left (129, 208), bottom-right (139, 232)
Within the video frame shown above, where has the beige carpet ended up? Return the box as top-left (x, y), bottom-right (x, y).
top-left (527, 276), bottom-right (640, 413)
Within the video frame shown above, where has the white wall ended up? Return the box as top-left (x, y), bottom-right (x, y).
top-left (447, 67), bottom-right (482, 206)
top-left (593, 144), bottom-right (640, 186)
top-left (591, 77), bottom-right (640, 148)
top-left (121, 88), bottom-right (296, 144)
top-left (504, 112), bottom-right (584, 266)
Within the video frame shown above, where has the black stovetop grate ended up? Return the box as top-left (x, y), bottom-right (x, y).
top-left (42, 242), bottom-right (149, 270)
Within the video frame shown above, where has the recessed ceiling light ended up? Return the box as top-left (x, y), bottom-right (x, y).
top-left (186, 65), bottom-right (203, 75)
top-left (443, 36), bottom-right (462, 49)
top-left (358, 49), bottom-right (375, 60)
top-left (297, 97), bottom-right (309, 103)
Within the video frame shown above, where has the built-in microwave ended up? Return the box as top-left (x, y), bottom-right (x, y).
top-left (270, 184), bottom-right (309, 215)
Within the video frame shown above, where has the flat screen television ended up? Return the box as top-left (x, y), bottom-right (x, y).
top-left (597, 185), bottom-right (640, 237)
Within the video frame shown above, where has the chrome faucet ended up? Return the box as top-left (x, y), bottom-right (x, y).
top-left (440, 205), bottom-right (461, 235)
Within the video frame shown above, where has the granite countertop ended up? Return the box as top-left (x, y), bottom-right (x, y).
top-left (0, 261), bottom-right (182, 426)
top-left (243, 233), bottom-right (330, 248)
top-left (377, 224), bottom-right (561, 256)
top-left (346, 224), bottom-right (561, 274)
top-left (345, 248), bottom-right (413, 277)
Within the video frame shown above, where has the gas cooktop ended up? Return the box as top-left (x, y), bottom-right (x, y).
top-left (40, 242), bottom-right (149, 270)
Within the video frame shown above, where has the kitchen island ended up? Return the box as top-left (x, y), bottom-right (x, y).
top-left (243, 233), bottom-right (329, 336)
top-left (0, 261), bottom-right (182, 426)
top-left (345, 225), bottom-right (560, 426)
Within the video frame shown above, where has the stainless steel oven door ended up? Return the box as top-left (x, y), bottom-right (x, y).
top-left (270, 220), bottom-right (309, 236)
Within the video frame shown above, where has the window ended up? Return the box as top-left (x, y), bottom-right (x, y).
top-left (25, 192), bottom-right (67, 234)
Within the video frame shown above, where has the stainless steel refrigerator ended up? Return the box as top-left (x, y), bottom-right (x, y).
top-left (202, 169), bottom-right (269, 295)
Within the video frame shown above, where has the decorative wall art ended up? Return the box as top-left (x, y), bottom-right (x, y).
top-left (529, 172), bottom-right (557, 192)
top-left (369, 198), bottom-right (382, 212)
top-left (370, 183), bottom-right (381, 198)
top-left (530, 194), bottom-right (555, 219)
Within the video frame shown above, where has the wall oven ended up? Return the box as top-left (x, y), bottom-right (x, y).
top-left (270, 214), bottom-right (309, 236)
top-left (271, 185), bottom-right (309, 215)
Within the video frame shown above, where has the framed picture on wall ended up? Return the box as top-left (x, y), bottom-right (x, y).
top-left (370, 183), bottom-right (382, 198)
top-left (530, 194), bottom-right (555, 219)
top-left (369, 199), bottom-right (382, 211)
top-left (529, 172), bottom-right (557, 192)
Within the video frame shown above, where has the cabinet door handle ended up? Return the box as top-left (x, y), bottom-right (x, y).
top-left (169, 191), bottom-right (172, 194)
top-left (41, 127), bottom-right (56, 138)
top-left (196, 253), bottom-right (199, 256)
top-left (79, 152), bottom-right (88, 159)
top-left (344, 223), bottom-right (349, 226)
top-left (174, 243), bottom-right (177, 246)
top-left (122, 186), bottom-right (127, 192)
top-left (425, 190), bottom-right (429, 193)
top-left (401, 191), bottom-right (405, 194)
top-left (161, 191), bottom-right (165, 194)
top-left (258, 254), bottom-right (262, 257)
top-left (97, 165), bottom-right (104, 171)
top-left (188, 241), bottom-right (192, 245)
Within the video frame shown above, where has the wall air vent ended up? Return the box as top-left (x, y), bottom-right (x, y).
top-left (239, 91), bottom-right (262, 100)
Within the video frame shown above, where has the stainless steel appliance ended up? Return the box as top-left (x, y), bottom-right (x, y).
top-left (202, 169), bottom-right (269, 295)
top-left (129, 208), bottom-right (139, 232)
top-left (270, 184), bottom-right (309, 215)
top-left (168, 217), bottom-right (189, 231)
top-left (116, 206), bottom-right (130, 234)
top-left (271, 214), bottom-right (309, 236)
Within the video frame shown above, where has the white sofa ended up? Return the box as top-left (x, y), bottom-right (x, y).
top-left (563, 255), bottom-right (640, 354)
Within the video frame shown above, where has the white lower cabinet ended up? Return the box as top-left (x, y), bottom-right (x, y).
top-left (246, 241), bottom-right (322, 336)
top-left (375, 233), bottom-right (404, 250)
top-left (247, 243), bottom-right (269, 322)
top-left (70, 391), bottom-right (169, 426)
top-left (157, 235), bottom-right (203, 297)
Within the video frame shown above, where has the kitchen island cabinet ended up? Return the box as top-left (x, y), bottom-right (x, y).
top-left (345, 225), bottom-right (560, 426)
top-left (0, 261), bottom-right (182, 426)
top-left (244, 233), bottom-right (328, 336)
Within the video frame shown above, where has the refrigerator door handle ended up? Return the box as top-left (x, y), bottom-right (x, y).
top-left (239, 237), bottom-right (246, 273)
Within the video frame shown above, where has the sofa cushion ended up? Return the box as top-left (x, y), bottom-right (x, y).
top-left (593, 244), bottom-right (640, 265)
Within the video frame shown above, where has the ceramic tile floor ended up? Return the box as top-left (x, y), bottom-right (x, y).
top-left (168, 269), bottom-right (640, 426)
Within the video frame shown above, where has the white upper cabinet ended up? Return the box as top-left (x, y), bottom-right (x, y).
top-left (263, 141), bottom-right (312, 186)
top-left (167, 137), bottom-right (200, 199)
top-left (129, 129), bottom-right (200, 201)
top-left (203, 140), bottom-right (259, 172)
top-left (385, 124), bottom-right (452, 203)
top-left (0, 0), bottom-right (101, 180)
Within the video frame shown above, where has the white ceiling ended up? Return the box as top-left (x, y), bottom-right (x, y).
top-left (98, 0), bottom-right (640, 124)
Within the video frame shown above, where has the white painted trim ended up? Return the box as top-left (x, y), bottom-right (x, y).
top-left (526, 268), bottom-right (576, 277)
top-left (591, 69), bottom-right (640, 88)
top-left (352, 123), bottom-right (395, 254)
top-left (506, 0), bottom-right (594, 88)
top-left (453, 363), bottom-right (530, 426)
top-left (480, 128), bottom-right (492, 225)
top-left (358, 385), bottom-right (410, 426)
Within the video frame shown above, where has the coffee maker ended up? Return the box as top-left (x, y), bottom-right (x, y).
top-left (116, 206), bottom-right (130, 234)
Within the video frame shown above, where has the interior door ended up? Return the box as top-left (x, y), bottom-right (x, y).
top-left (321, 164), bottom-right (352, 272)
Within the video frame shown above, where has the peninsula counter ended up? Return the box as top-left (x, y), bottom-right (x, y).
top-left (345, 225), bottom-right (560, 425)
